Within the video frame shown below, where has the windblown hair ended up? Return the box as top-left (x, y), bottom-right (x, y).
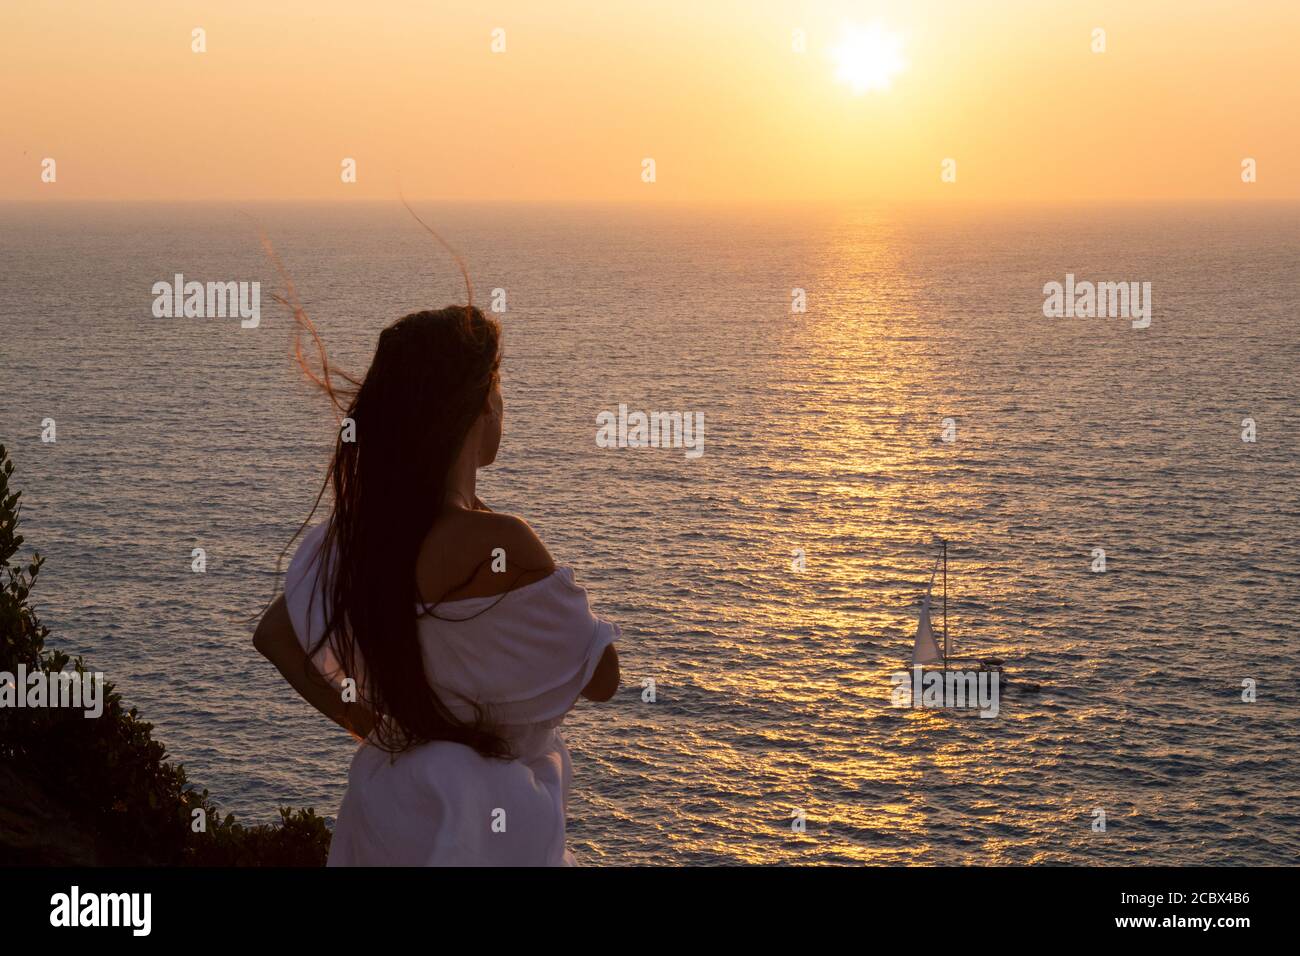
top-left (262, 209), bottom-right (511, 758)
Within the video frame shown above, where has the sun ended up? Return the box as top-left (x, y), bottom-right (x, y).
top-left (831, 23), bottom-right (907, 94)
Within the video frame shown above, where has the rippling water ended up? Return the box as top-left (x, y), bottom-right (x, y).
top-left (2, 201), bottom-right (1297, 864)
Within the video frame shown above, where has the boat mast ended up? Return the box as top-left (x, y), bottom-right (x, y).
top-left (942, 538), bottom-right (948, 667)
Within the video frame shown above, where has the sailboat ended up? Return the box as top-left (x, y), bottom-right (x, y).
top-left (910, 539), bottom-right (1030, 688)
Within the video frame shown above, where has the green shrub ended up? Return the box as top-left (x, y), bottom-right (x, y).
top-left (0, 443), bottom-right (330, 866)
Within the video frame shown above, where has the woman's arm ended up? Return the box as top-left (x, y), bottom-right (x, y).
top-left (253, 594), bottom-right (376, 740)
top-left (581, 644), bottom-right (620, 702)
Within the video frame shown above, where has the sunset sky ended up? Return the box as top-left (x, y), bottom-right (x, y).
top-left (3, 0), bottom-right (1297, 201)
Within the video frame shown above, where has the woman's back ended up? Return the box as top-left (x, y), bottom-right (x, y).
top-left (283, 518), bottom-right (620, 866)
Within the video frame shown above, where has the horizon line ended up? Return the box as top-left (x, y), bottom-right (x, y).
top-left (3, 196), bottom-right (1298, 206)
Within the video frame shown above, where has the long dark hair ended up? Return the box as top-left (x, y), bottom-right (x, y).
top-left (261, 212), bottom-right (511, 759)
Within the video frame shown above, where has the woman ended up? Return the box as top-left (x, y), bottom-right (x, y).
top-left (253, 304), bottom-right (620, 865)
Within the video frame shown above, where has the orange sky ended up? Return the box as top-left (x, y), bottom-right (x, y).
top-left (3, 0), bottom-right (1297, 201)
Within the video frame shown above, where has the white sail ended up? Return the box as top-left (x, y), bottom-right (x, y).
top-left (912, 589), bottom-right (942, 665)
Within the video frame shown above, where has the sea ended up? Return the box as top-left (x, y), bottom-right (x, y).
top-left (1, 200), bottom-right (1297, 864)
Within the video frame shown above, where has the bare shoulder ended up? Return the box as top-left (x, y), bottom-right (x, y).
top-left (418, 509), bottom-right (556, 603)
top-left (459, 510), bottom-right (554, 570)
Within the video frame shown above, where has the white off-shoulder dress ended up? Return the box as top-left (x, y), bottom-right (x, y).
top-left (282, 523), bottom-right (619, 866)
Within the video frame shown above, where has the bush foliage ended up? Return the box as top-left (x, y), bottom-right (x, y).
top-left (0, 443), bottom-right (329, 865)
